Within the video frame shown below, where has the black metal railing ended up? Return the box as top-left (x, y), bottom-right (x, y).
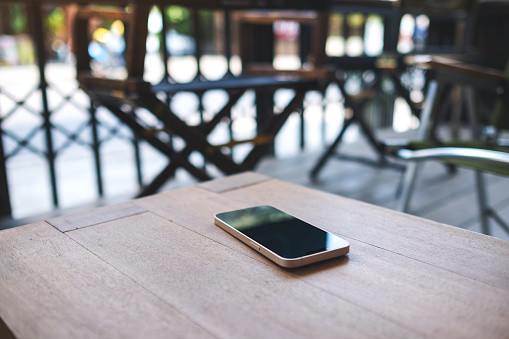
top-left (1, 4), bottom-right (146, 222)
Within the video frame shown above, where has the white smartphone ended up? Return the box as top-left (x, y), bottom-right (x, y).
top-left (214, 205), bottom-right (349, 268)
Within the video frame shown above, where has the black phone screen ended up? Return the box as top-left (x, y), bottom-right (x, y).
top-left (215, 206), bottom-right (345, 259)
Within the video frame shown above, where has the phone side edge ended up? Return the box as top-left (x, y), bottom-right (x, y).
top-left (302, 244), bottom-right (350, 266)
top-left (214, 215), bottom-right (286, 266)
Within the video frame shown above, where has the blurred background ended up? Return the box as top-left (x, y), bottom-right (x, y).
top-left (1, 0), bottom-right (508, 239)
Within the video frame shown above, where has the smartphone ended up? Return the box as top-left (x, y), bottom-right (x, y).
top-left (214, 205), bottom-right (349, 268)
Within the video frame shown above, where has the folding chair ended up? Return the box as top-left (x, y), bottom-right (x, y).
top-left (387, 55), bottom-right (509, 236)
top-left (73, 1), bottom-right (330, 196)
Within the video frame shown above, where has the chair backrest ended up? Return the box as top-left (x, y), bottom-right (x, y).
top-left (73, 4), bottom-right (152, 92)
top-left (399, 0), bottom-right (478, 54)
top-left (237, 10), bottom-right (331, 77)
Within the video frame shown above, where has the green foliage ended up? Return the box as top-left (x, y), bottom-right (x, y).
top-left (166, 6), bottom-right (192, 35)
top-left (10, 5), bottom-right (26, 34)
top-left (46, 7), bottom-right (65, 31)
top-left (165, 6), bottom-right (214, 43)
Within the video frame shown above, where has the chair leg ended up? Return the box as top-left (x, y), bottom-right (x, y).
top-left (475, 170), bottom-right (509, 236)
top-left (397, 81), bottom-right (440, 212)
top-left (310, 116), bottom-right (355, 179)
top-left (415, 80), bottom-right (440, 139)
top-left (488, 209), bottom-right (509, 235)
top-left (475, 170), bottom-right (491, 235)
top-left (397, 162), bottom-right (421, 212)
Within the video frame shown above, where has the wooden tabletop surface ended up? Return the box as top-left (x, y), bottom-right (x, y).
top-left (1, 172), bottom-right (508, 338)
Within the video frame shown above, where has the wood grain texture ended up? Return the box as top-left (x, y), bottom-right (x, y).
top-left (47, 201), bottom-right (146, 232)
top-left (197, 171), bottom-right (269, 193)
top-left (135, 186), bottom-right (278, 265)
top-left (135, 183), bottom-right (509, 338)
top-left (290, 237), bottom-right (509, 338)
top-left (220, 179), bottom-right (509, 291)
top-left (3, 174), bottom-right (509, 338)
top-left (0, 222), bottom-right (213, 339)
top-left (67, 212), bottom-right (417, 339)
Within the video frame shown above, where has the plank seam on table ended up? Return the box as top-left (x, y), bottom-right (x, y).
top-left (47, 206), bottom-right (147, 233)
top-left (60, 217), bottom-right (219, 339)
top-left (337, 232), bottom-right (509, 294)
top-left (136, 204), bottom-right (423, 336)
top-left (217, 178), bottom-right (509, 292)
top-left (196, 183), bottom-right (269, 194)
top-left (196, 172), bottom-right (271, 193)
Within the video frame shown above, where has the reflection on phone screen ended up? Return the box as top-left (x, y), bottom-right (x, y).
top-left (216, 206), bottom-right (345, 259)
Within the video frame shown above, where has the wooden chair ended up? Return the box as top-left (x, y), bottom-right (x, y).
top-left (234, 8), bottom-right (333, 151)
top-left (72, 1), bottom-right (330, 196)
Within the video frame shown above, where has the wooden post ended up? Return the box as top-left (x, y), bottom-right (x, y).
top-left (125, 4), bottom-right (151, 78)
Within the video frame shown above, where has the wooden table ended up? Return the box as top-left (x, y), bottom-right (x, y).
top-left (1, 172), bottom-right (508, 338)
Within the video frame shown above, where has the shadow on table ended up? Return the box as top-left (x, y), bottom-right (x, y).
top-left (284, 253), bottom-right (351, 276)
